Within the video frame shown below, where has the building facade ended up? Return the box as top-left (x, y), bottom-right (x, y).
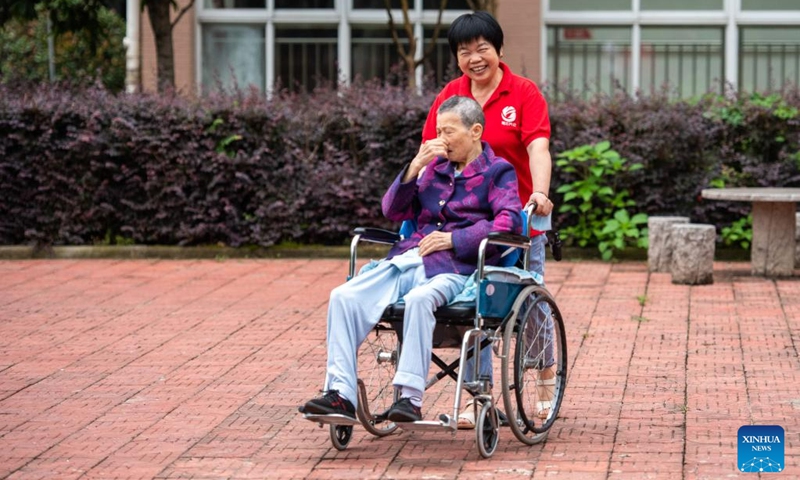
top-left (140, 0), bottom-right (799, 97)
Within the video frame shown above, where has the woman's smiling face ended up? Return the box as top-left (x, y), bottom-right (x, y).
top-left (456, 36), bottom-right (501, 86)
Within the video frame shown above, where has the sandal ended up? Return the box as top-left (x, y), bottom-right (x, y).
top-left (536, 377), bottom-right (556, 419)
top-left (457, 398), bottom-right (477, 429)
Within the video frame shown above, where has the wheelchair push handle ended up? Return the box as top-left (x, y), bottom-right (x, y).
top-left (525, 201), bottom-right (563, 262)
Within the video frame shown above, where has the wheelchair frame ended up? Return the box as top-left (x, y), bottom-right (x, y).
top-left (302, 211), bottom-right (568, 458)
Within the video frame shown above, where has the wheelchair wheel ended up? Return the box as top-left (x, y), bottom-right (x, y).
top-left (501, 285), bottom-right (567, 445)
top-left (476, 400), bottom-right (500, 458)
top-left (330, 424), bottom-right (352, 451)
top-left (356, 324), bottom-right (399, 437)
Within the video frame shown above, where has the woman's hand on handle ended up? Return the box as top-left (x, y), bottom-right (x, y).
top-left (527, 191), bottom-right (553, 216)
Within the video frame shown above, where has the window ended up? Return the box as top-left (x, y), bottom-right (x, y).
top-left (640, 27), bottom-right (724, 97)
top-left (202, 24), bottom-right (265, 92)
top-left (353, 0), bottom-right (411, 8)
top-left (423, 27), bottom-right (459, 87)
top-left (275, 28), bottom-right (338, 92)
top-left (352, 28), bottom-right (407, 84)
top-left (740, 27), bottom-right (800, 92)
top-left (422, 0), bottom-right (470, 8)
top-left (275, 0), bottom-right (334, 7)
top-left (544, 0), bottom-right (800, 97)
top-left (741, 0), bottom-right (798, 10)
top-left (547, 26), bottom-right (631, 97)
top-left (203, 0), bottom-right (264, 8)
top-left (548, 0), bottom-right (631, 11)
top-left (640, 0), bottom-right (722, 10)
top-left (197, 0), bottom-right (471, 93)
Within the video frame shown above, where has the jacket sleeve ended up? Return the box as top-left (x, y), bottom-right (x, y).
top-left (450, 162), bottom-right (522, 260)
top-left (382, 165), bottom-right (419, 222)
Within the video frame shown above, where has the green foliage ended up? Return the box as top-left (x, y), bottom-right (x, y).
top-left (97, 230), bottom-right (135, 246)
top-left (216, 134), bottom-right (243, 158)
top-left (598, 209), bottom-right (649, 260)
top-left (705, 93), bottom-right (799, 126)
top-left (2, 1), bottom-right (104, 31)
top-left (720, 215), bottom-right (752, 250)
top-left (555, 141), bottom-right (648, 260)
top-left (0, 4), bottom-right (125, 91)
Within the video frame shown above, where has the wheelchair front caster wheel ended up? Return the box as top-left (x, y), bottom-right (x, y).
top-left (330, 424), bottom-right (353, 451)
top-left (476, 401), bottom-right (499, 458)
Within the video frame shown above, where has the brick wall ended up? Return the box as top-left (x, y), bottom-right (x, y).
top-left (497, 0), bottom-right (543, 83)
top-left (140, 0), bottom-right (196, 94)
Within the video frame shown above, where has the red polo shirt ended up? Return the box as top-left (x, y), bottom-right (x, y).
top-left (422, 62), bottom-right (551, 205)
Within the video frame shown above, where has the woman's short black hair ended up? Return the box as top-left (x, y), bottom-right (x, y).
top-left (447, 11), bottom-right (504, 58)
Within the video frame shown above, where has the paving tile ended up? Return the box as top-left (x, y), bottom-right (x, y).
top-left (0, 259), bottom-right (798, 479)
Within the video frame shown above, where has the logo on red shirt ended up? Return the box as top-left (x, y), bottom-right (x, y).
top-left (501, 106), bottom-right (517, 126)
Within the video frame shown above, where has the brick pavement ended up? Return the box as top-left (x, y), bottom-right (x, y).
top-left (0, 259), bottom-right (798, 479)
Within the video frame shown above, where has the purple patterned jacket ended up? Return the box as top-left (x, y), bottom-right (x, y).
top-left (382, 142), bottom-right (522, 277)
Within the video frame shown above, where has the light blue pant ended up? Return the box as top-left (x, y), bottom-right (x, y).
top-left (324, 252), bottom-right (468, 408)
top-left (462, 233), bottom-right (553, 387)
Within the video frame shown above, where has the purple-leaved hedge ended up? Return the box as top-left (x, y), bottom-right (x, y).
top-left (1, 80), bottom-right (798, 247)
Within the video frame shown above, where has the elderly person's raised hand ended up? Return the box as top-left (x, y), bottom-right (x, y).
top-left (404, 139), bottom-right (448, 182)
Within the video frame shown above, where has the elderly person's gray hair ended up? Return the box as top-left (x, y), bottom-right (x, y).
top-left (438, 96), bottom-right (485, 129)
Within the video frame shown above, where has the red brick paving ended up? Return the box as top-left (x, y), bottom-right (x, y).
top-left (1, 259), bottom-right (798, 479)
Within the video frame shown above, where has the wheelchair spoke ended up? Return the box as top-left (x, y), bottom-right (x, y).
top-left (502, 285), bottom-right (567, 445)
top-left (356, 325), bottom-right (399, 437)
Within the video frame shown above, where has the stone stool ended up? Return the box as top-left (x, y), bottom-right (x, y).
top-left (648, 216), bottom-right (690, 272)
top-left (670, 224), bottom-right (716, 285)
top-left (795, 212), bottom-right (800, 268)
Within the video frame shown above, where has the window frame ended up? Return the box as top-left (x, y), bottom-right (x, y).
top-left (542, 0), bottom-right (800, 94)
top-left (195, 0), bottom-right (470, 94)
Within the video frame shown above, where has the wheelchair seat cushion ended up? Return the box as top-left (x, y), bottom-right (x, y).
top-left (382, 300), bottom-right (477, 325)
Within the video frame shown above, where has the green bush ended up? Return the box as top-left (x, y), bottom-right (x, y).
top-left (0, 5), bottom-right (125, 91)
top-left (547, 87), bottom-right (800, 250)
top-left (720, 215), bottom-right (753, 250)
top-left (555, 141), bottom-right (648, 260)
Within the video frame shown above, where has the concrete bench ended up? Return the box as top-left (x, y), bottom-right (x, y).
top-left (669, 224), bottom-right (715, 285)
top-left (702, 188), bottom-right (800, 277)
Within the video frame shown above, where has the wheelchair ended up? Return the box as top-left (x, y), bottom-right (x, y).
top-left (301, 207), bottom-right (567, 458)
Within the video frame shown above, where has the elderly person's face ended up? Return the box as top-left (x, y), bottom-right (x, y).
top-left (456, 36), bottom-right (502, 86)
top-left (436, 111), bottom-right (482, 164)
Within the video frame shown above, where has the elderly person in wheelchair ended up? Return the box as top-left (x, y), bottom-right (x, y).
top-left (301, 95), bottom-right (522, 423)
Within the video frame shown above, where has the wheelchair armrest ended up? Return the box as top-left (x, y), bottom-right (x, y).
top-left (485, 232), bottom-right (531, 249)
top-left (348, 227), bottom-right (400, 280)
top-left (352, 227), bottom-right (401, 245)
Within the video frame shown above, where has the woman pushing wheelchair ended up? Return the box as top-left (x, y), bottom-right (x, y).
top-left (300, 95), bottom-right (522, 423)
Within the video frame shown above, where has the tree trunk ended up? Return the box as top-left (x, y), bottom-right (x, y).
top-left (467, 0), bottom-right (497, 16)
top-left (406, 58), bottom-right (417, 91)
top-left (146, 0), bottom-right (174, 92)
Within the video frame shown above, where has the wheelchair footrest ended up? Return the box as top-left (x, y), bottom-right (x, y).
top-left (394, 416), bottom-right (457, 432)
top-left (300, 412), bottom-right (360, 426)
